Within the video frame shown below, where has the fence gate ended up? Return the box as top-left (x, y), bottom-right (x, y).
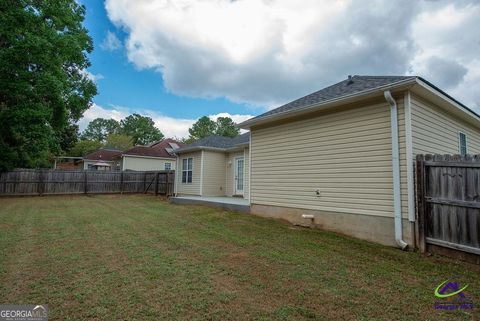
top-left (416, 154), bottom-right (480, 257)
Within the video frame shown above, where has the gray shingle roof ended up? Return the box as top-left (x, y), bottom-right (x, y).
top-left (178, 133), bottom-right (250, 152)
top-left (250, 75), bottom-right (416, 121)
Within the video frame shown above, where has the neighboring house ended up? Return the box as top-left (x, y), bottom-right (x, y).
top-left (176, 75), bottom-right (480, 249)
top-left (53, 156), bottom-right (83, 170)
top-left (81, 149), bottom-right (122, 170)
top-left (174, 133), bottom-right (250, 199)
top-left (119, 138), bottom-right (183, 171)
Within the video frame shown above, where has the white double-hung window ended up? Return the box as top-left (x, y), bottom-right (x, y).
top-left (182, 158), bottom-right (193, 183)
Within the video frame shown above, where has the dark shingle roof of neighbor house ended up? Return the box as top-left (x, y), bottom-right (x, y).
top-left (177, 132), bottom-right (250, 152)
top-left (252, 75), bottom-right (416, 120)
top-left (122, 138), bottom-right (184, 158)
top-left (84, 149), bottom-right (122, 161)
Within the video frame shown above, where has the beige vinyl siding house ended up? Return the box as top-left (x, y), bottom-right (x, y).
top-left (248, 99), bottom-right (409, 246)
top-left (239, 75), bottom-right (480, 248)
top-left (174, 76), bottom-right (480, 249)
top-left (176, 151), bottom-right (202, 195)
top-left (249, 100), bottom-right (393, 216)
top-left (174, 134), bottom-right (250, 199)
top-left (202, 151), bottom-right (227, 196)
top-left (410, 94), bottom-right (480, 155)
top-left (120, 139), bottom-right (183, 172)
top-left (122, 155), bottom-right (175, 171)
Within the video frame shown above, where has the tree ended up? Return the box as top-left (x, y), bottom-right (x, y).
top-left (215, 117), bottom-right (240, 138)
top-left (0, 0), bottom-right (97, 171)
top-left (69, 140), bottom-right (103, 157)
top-left (105, 134), bottom-right (133, 151)
top-left (120, 114), bottom-right (163, 145)
top-left (187, 116), bottom-right (239, 141)
top-left (58, 123), bottom-right (80, 154)
top-left (81, 118), bottom-right (120, 141)
top-left (188, 116), bottom-right (217, 140)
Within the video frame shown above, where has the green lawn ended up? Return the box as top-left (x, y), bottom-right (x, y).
top-left (0, 195), bottom-right (478, 321)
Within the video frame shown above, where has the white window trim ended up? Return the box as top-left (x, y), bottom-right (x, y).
top-left (458, 131), bottom-right (468, 155)
top-left (181, 157), bottom-right (193, 184)
top-left (164, 162), bottom-right (172, 171)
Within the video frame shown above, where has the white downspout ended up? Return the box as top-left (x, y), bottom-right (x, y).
top-left (384, 90), bottom-right (408, 250)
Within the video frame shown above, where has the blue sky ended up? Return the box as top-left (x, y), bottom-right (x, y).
top-left (79, 0), bottom-right (258, 137)
top-left (78, 1), bottom-right (480, 137)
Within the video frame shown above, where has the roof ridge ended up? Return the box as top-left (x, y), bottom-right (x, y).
top-left (353, 75), bottom-right (417, 79)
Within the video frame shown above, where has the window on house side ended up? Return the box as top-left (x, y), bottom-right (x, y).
top-left (165, 163), bottom-right (171, 171)
top-left (459, 132), bottom-right (467, 156)
top-left (182, 158), bottom-right (193, 183)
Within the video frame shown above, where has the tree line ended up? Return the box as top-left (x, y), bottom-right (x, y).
top-left (73, 114), bottom-right (240, 157)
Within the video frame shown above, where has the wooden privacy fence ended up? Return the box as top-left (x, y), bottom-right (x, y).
top-left (0, 169), bottom-right (175, 196)
top-left (416, 154), bottom-right (480, 257)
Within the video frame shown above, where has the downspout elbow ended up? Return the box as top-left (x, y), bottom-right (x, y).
top-left (384, 90), bottom-right (408, 251)
top-left (396, 238), bottom-right (408, 250)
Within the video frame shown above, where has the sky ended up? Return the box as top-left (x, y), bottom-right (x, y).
top-left (79, 0), bottom-right (480, 138)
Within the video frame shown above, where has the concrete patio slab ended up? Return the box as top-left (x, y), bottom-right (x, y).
top-left (171, 196), bottom-right (250, 213)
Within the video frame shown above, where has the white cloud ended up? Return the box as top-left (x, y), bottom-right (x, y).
top-left (78, 103), bottom-right (127, 131)
top-left (209, 113), bottom-right (253, 124)
top-left (105, 0), bottom-right (480, 110)
top-left (100, 30), bottom-right (122, 51)
top-left (78, 104), bottom-right (254, 138)
top-left (410, 2), bottom-right (480, 108)
top-left (81, 70), bottom-right (104, 83)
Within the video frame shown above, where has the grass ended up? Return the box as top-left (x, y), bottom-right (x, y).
top-left (0, 195), bottom-right (478, 321)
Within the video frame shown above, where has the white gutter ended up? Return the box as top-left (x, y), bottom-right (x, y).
top-left (384, 90), bottom-right (408, 250)
top-left (404, 92), bottom-right (415, 222)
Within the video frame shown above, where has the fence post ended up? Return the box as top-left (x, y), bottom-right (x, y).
top-left (143, 172), bottom-right (147, 193)
top-left (120, 172), bottom-right (124, 194)
top-left (416, 154), bottom-right (426, 253)
top-left (1, 172), bottom-right (5, 195)
top-left (154, 172), bottom-right (159, 196)
top-left (12, 171), bottom-right (17, 194)
top-left (84, 171), bottom-right (88, 194)
top-left (166, 171), bottom-right (170, 196)
top-left (38, 170), bottom-right (45, 196)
